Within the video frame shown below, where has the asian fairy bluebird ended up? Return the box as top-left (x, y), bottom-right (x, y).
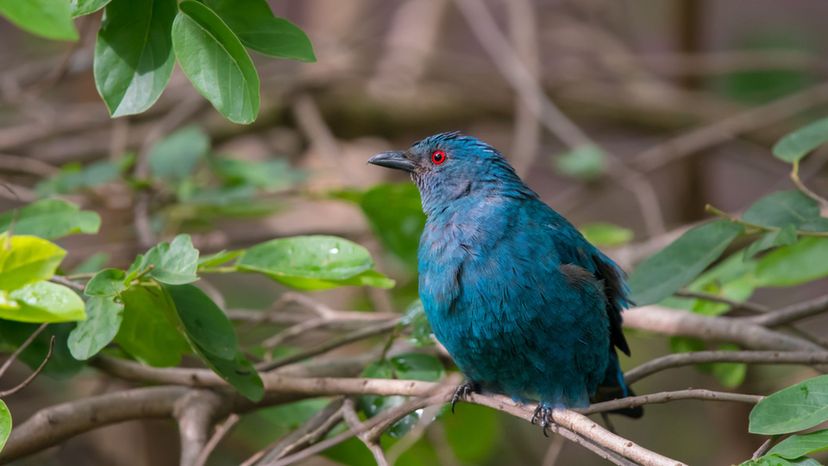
top-left (368, 132), bottom-right (642, 432)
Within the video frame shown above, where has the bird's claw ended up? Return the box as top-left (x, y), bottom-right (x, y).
top-left (531, 404), bottom-right (555, 437)
top-left (450, 381), bottom-right (479, 414)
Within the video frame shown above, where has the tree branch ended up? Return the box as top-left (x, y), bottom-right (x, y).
top-left (623, 306), bottom-right (826, 353)
top-left (174, 390), bottom-right (224, 466)
top-left (625, 350), bottom-right (828, 385)
top-left (579, 389), bottom-right (762, 415)
top-left (747, 294), bottom-right (828, 328)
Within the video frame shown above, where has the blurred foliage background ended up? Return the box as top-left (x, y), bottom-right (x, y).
top-left (3, 0), bottom-right (828, 465)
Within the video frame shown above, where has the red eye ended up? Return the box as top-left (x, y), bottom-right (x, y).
top-left (431, 150), bottom-right (446, 165)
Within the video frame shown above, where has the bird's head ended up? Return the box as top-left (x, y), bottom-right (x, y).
top-left (368, 132), bottom-right (530, 214)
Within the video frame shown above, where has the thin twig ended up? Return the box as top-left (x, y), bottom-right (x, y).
top-left (248, 399), bottom-right (345, 466)
top-left (0, 323), bottom-right (48, 379)
top-left (631, 81), bottom-right (828, 173)
top-left (674, 290), bottom-right (770, 314)
top-left (342, 399), bottom-right (390, 466)
top-left (752, 437), bottom-right (775, 460)
top-left (256, 318), bottom-right (401, 372)
top-left (0, 336), bottom-right (55, 398)
top-left (625, 350), bottom-right (828, 385)
top-left (749, 294), bottom-right (828, 327)
top-left (193, 413), bottom-right (240, 466)
top-left (579, 389), bottom-right (762, 415)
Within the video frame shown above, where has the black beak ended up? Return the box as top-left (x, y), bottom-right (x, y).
top-left (367, 151), bottom-right (416, 172)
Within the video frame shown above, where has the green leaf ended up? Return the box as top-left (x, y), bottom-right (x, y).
top-left (195, 349), bottom-right (263, 401)
top-left (357, 184), bottom-right (425, 267)
top-left (0, 199), bottom-right (101, 239)
top-left (164, 284), bottom-right (236, 360)
top-left (85, 268), bottom-right (127, 297)
top-left (198, 249), bottom-right (242, 269)
top-left (35, 160), bottom-right (122, 196)
top-left (200, 0), bottom-right (315, 61)
top-left (0, 399), bottom-right (10, 453)
top-left (749, 375), bottom-right (828, 434)
top-left (554, 145), bottom-right (607, 181)
top-left (401, 300), bottom-right (433, 348)
top-left (444, 404), bottom-right (500, 464)
top-left (629, 220), bottom-right (744, 305)
top-left (358, 354), bottom-right (443, 438)
top-left (580, 222), bottom-right (634, 248)
top-left (773, 117), bottom-right (828, 163)
top-left (0, 0), bottom-right (78, 41)
top-left (744, 226), bottom-right (798, 260)
top-left (743, 191), bottom-right (820, 228)
top-left (94, 0), bottom-right (176, 117)
top-left (141, 234), bottom-right (200, 285)
top-left (390, 353), bottom-right (444, 382)
top-left (237, 235), bottom-right (394, 290)
top-left (68, 296), bottom-right (124, 359)
top-left (709, 345), bottom-right (747, 388)
top-left (149, 126), bottom-right (210, 181)
top-left (172, 1), bottom-right (260, 124)
top-left (0, 281), bottom-right (86, 323)
top-left (70, 0), bottom-right (110, 16)
top-left (211, 158), bottom-right (303, 191)
top-left (756, 237), bottom-right (828, 287)
top-left (768, 429), bottom-right (828, 459)
top-left (115, 284), bottom-right (190, 366)
top-left (0, 235), bottom-right (66, 292)
top-left (742, 456), bottom-right (823, 466)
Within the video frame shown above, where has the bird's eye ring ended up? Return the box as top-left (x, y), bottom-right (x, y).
top-left (431, 150), bottom-right (446, 165)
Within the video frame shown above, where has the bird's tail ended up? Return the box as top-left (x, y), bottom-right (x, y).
top-left (593, 351), bottom-right (643, 418)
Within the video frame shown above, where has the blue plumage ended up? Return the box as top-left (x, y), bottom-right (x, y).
top-left (368, 132), bottom-right (641, 426)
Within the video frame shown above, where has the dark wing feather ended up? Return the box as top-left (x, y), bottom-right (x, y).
top-left (591, 254), bottom-right (632, 356)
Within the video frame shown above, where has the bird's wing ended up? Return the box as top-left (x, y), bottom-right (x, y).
top-left (539, 204), bottom-right (633, 356)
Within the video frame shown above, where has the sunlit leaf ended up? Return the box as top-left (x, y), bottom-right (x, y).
top-left (0, 281), bottom-right (86, 323)
top-left (172, 1), bottom-right (259, 124)
top-left (237, 235), bottom-right (394, 290)
top-left (94, 0), bottom-right (176, 116)
top-left (200, 0), bottom-right (315, 61)
top-left (0, 235), bottom-right (66, 292)
top-left (0, 400), bottom-right (9, 453)
top-left (0, 0), bottom-right (78, 41)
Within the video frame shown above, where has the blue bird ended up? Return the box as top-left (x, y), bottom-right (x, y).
top-left (368, 132), bottom-right (642, 432)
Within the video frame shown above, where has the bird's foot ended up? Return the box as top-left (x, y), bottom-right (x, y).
top-left (450, 381), bottom-right (480, 414)
top-left (531, 403), bottom-right (556, 437)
